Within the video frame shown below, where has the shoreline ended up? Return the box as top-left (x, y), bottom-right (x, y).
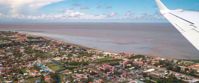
top-left (1, 31), bottom-right (199, 82)
top-left (5, 31), bottom-right (198, 60)
top-left (18, 31), bottom-right (96, 51)
top-left (17, 31), bottom-right (182, 60)
top-left (0, 23), bottom-right (198, 59)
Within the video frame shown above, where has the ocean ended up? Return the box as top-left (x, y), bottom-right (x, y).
top-left (0, 23), bottom-right (198, 59)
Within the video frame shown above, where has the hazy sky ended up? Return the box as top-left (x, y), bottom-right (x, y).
top-left (0, 0), bottom-right (198, 23)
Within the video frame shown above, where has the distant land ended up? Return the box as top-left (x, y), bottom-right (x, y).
top-left (0, 23), bottom-right (198, 59)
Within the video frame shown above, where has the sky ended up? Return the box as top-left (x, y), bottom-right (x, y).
top-left (0, 0), bottom-right (198, 23)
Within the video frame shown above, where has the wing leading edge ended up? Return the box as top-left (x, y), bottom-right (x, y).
top-left (155, 0), bottom-right (199, 51)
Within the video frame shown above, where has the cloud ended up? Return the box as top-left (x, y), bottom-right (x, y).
top-left (130, 12), bottom-right (165, 22)
top-left (0, 9), bottom-right (106, 21)
top-left (64, 9), bottom-right (85, 17)
top-left (61, 9), bottom-right (105, 19)
top-left (125, 11), bottom-right (134, 17)
top-left (106, 12), bottom-right (117, 17)
top-left (0, 0), bottom-right (63, 16)
top-left (29, 0), bottom-right (63, 9)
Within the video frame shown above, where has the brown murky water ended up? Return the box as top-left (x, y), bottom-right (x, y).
top-left (0, 23), bottom-right (198, 59)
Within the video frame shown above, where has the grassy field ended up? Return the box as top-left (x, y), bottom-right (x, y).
top-left (24, 77), bottom-right (42, 83)
top-left (46, 62), bottom-right (65, 72)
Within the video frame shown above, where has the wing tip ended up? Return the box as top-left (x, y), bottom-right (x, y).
top-left (155, 0), bottom-right (169, 11)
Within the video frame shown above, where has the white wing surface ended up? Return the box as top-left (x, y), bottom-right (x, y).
top-left (155, 0), bottom-right (199, 50)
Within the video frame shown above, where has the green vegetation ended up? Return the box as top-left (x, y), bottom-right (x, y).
top-left (50, 73), bottom-right (61, 83)
top-left (78, 51), bottom-right (93, 57)
top-left (145, 74), bottom-right (186, 83)
top-left (20, 68), bottom-right (28, 74)
top-left (58, 74), bottom-right (67, 83)
top-left (94, 57), bottom-right (122, 64)
top-left (0, 76), bottom-right (4, 82)
top-left (25, 47), bottom-right (52, 59)
top-left (46, 63), bottom-right (65, 72)
top-left (190, 60), bottom-right (199, 63)
top-left (63, 61), bottom-right (89, 70)
top-left (65, 66), bottom-right (77, 70)
top-left (1, 31), bottom-right (199, 83)
top-left (157, 75), bottom-right (185, 83)
top-left (157, 60), bottom-right (199, 78)
top-left (129, 54), bottom-right (146, 60)
top-left (24, 77), bottom-right (43, 83)
top-left (65, 61), bottom-right (89, 66)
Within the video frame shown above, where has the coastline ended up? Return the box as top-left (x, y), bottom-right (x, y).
top-left (0, 23), bottom-right (198, 59)
top-left (15, 31), bottom-right (193, 60)
top-left (15, 30), bottom-right (198, 60)
top-left (18, 31), bottom-right (96, 51)
top-left (18, 31), bottom-right (179, 60)
top-left (1, 31), bottom-right (199, 83)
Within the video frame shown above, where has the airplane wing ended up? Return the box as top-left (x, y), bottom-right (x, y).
top-left (155, 0), bottom-right (199, 51)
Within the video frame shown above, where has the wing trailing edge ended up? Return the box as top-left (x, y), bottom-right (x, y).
top-left (155, 0), bottom-right (199, 51)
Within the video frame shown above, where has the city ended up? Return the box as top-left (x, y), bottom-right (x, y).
top-left (0, 31), bottom-right (199, 83)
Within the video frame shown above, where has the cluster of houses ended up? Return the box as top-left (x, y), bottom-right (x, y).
top-left (0, 31), bottom-right (199, 83)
